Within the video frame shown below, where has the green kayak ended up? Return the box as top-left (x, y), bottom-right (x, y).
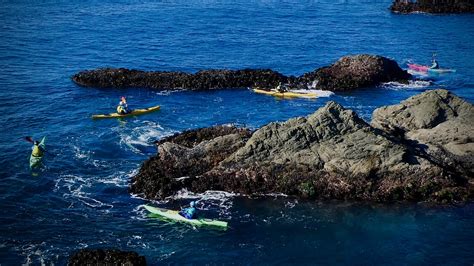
top-left (30, 136), bottom-right (45, 168)
top-left (143, 205), bottom-right (228, 229)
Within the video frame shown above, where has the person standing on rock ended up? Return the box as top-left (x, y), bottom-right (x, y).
top-left (179, 201), bottom-right (197, 219)
top-left (117, 96), bottom-right (130, 114)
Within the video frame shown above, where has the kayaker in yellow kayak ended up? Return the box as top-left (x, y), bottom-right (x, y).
top-left (276, 82), bottom-right (288, 93)
top-left (179, 201), bottom-right (197, 219)
top-left (117, 96), bottom-right (130, 114)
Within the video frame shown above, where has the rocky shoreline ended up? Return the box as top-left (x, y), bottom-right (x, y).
top-left (130, 90), bottom-right (473, 203)
top-left (72, 54), bottom-right (411, 92)
top-left (390, 0), bottom-right (474, 14)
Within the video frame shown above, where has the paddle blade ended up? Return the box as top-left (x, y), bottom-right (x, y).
top-left (25, 136), bottom-right (34, 143)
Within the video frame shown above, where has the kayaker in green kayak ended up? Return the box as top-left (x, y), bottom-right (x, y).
top-left (179, 201), bottom-right (197, 219)
top-left (117, 96), bottom-right (130, 114)
top-left (31, 140), bottom-right (45, 158)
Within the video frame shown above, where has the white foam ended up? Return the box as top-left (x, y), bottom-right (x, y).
top-left (167, 189), bottom-right (236, 217)
top-left (96, 169), bottom-right (136, 188)
top-left (19, 242), bottom-right (51, 266)
top-left (55, 174), bottom-right (114, 209)
top-left (154, 90), bottom-right (176, 96)
top-left (169, 189), bottom-right (238, 200)
top-left (284, 199), bottom-right (299, 209)
top-left (72, 145), bottom-right (110, 168)
top-left (261, 192), bottom-right (288, 198)
top-left (291, 89), bottom-right (334, 97)
top-left (117, 120), bottom-right (176, 154)
top-left (381, 80), bottom-right (431, 90)
top-left (73, 145), bottom-right (92, 160)
top-left (407, 69), bottom-right (429, 77)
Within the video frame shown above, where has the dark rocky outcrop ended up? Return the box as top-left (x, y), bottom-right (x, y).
top-left (130, 125), bottom-right (252, 199)
top-left (73, 68), bottom-right (288, 90)
top-left (390, 0), bottom-right (474, 14)
top-left (130, 90), bottom-right (473, 203)
top-left (299, 55), bottom-right (411, 91)
top-left (69, 249), bottom-right (146, 266)
top-left (72, 55), bottom-right (411, 92)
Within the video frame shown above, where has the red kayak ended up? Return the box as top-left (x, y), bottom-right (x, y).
top-left (407, 63), bottom-right (456, 73)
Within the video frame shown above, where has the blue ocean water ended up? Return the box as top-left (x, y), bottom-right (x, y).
top-left (0, 0), bottom-right (473, 264)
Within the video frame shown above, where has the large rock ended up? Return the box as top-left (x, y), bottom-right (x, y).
top-left (372, 89), bottom-right (474, 179)
top-left (131, 90), bottom-right (473, 203)
top-left (72, 55), bottom-right (411, 92)
top-left (68, 249), bottom-right (146, 266)
top-left (391, 0), bottom-right (474, 14)
top-left (72, 68), bottom-right (288, 90)
top-left (298, 54), bottom-right (412, 91)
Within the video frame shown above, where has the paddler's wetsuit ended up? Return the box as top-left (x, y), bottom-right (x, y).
top-left (179, 202), bottom-right (197, 219)
top-left (430, 59), bottom-right (439, 69)
top-left (276, 82), bottom-right (288, 93)
top-left (117, 100), bottom-right (129, 114)
top-left (32, 143), bottom-right (44, 157)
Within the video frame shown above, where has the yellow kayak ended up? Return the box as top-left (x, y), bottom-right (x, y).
top-left (253, 88), bottom-right (318, 99)
top-left (92, 105), bottom-right (161, 119)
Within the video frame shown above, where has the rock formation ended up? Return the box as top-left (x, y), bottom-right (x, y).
top-left (72, 68), bottom-right (288, 90)
top-left (72, 55), bottom-right (411, 92)
top-left (68, 249), bottom-right (146, 266)
top-left (131, 125), bottom-right (252, 199)
top-left (390, 0), bottom-right (474, 13)
top-left (372, 89), bottom-right (474, 183)
top-left (300, 54), bottom-right (411, 91)
top-left (130, 90), bottom-right (473, 203)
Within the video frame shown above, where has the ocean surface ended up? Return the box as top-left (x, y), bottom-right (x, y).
top-left (0, 0), bottom-right (473, 264)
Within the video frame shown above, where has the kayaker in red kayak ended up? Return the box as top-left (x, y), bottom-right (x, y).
top-left (431, 58), bottom-right (439, 69)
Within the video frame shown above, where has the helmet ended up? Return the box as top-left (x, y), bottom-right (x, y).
top-left (190, 201), bottom-right (196, 207)
top-left (34, 141), bottom-right (39, 145)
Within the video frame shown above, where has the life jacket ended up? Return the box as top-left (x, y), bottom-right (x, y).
top-left (117, 101), bottom-right (128, 114)
top-left (32, 144), bottom-right (43, 157)
top-left (181, 207), bottom-right (196, 219)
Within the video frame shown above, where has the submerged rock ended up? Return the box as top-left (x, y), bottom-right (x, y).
top-left (390, 0), bottom-right (474, 14)
top-left (131, 90), bottom-right (473, 203)
top-left (72, 54), bottom-right (411, 92)
top-left (68, 249), bottom-right (146, 266)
